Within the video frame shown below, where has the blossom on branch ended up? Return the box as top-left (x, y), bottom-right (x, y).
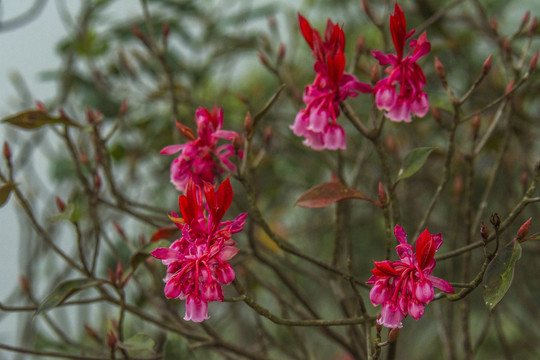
top-left (151, 178), bottom-right (247, 322)
top-left (372, 3), bottom-right (430, 122)
top-left (160, 107), bottom-right (240, 192)
top-left (367, 225), bottom-right (454, 328)
top-left (291, 14), bottom-right (371, 150)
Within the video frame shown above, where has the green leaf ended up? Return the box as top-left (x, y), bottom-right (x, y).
top-left (2, 110), bottom-right (79, 130)
top-left (483, 239), bottom-right (522, 311)
top-left (164, 333), bottom-right (193, 360)
top-left (0, 183), bottom-right (17, 207)
top-left (129, 239), bottom-right (171, 270)
top-left (396, 147), bottom-right (436, 182)
top-left (35, 278), bottom-right (103, 316)
top-left (48, 203), bottom-right (81, 223)
top-left (295, 175), bottom-right (381, 208)
top-left (119, 333), bottom-right (155, 353)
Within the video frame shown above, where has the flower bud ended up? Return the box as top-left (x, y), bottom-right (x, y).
top-left (59, 108), bottom-right (69, 119)
top-left (119, 99), bottom-right (128, 117)
top-left (3, 141), bottom-right (11, 161)
top-left (356, 36), bottom-right (365, 54)
top-left (19, 276), bottom-right (30, 293)
top-left (371, 64), bottom-right (379, 84)
top-left (431, 106), bottom-right (441, 126)
top-left (232, 135), bottom-right (245, 153)
top-left (86, 108), bottom-right (95, 124)
top-left (277, 43), bottom-right (286, 65)
top-left (384, 135), bottom-right (397, 154)
top-left (502, 37), bottom-right (511, 56)
top-left (162, 22), bottom-right (170, 39)
top-left (84, 325), bottom-right (100, 342)
top-left (55, 196), bottom-right (66, 212)
top-left (522, 11), bottom-right (531, 28)
top-left (113, 222), bottom-right (126, 238)
top-left (517, 218), bottom-right (532, 240)
top-left (35, 101), bottom-right (47, 112)
top-left (107, 331), bottom-right (117, 349)
top-left (490, 213), bottom-right (501, 229)
top-left (108, 267), bottom-right (116, 285)
top-left (530, 17), bottom-right (537, 36)
top-left (434, 57), bottom-right (446, 80)
top-left (490, 16), bottom-right (498, 33)
top-left (388, 328), bottom-right (400, 343)
top-left (505, 80), bottom-right (514, 98)
top-left (244, 112), bottom-right (253, 133)
top-left (482, 55), bottom-right (492, 75)
top-left (116, 263), bottom-right (123, 284)
top-left (378, 182), bottom-right (387, 205)
top-left (94, 172), bottom-right (102, 190)
top-left (453, 175), bottom-right (463, 199)
top-left (131, 25), bottom-right (151, 49)
top-left (257, 51), bottom-right (271, 69)
top-left (530, 52), bottom-right (538, 71)
top-left (520, 171), bottom-right (528, 190)
top-left (481, 222), bottom-right (490, 241)
top-left (263, 126), bottom-right (272, 147)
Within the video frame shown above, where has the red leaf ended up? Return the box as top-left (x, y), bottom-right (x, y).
top-left (150, 227), bottom-right (179, 243)
top-left (295, 176), bottom-right (381, 208)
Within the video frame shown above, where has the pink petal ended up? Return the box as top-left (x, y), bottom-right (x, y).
top-left (217, 246), bottom-right (239, 262)
top-left (160, 144), bottom-right (186, 155)
top-left (184, 296), bottom-right (209, 322)
top-left (408, 298), bottom-right (425, 320)
top-left (323, 124), bottom-right (346, 150)
top-left (414, 279), bottom-right (434, 303)
top-left (427, 275), bottom-right (455, 294)
top-left (394, 225), bottom-right (407, 244)
top-left (378, 301), bottom-right (404, 329)
top-left (151, 248), bottom-right (182, 261)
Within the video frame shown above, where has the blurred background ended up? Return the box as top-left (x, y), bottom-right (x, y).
top-left (1, 0), bottom-right (539, 359)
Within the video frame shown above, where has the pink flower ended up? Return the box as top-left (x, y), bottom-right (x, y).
top-left (292, 14), bottom-right (371, 150)
top-left (367, 225), bottom-right (454, 328)
top-left (160, 107), bottom-right (240, 192)
top-left (371, 3), bottom-right (430, 122)
top-left (151, 178), bottom-right (247, 322)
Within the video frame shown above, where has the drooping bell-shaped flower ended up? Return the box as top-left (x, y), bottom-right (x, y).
top-left (151, 178), bottom-right (247, 322)
top-left (372, 3), bottom-right (431, 122)
top-left (160, 107), bottom-right (240, 192)
top-left (367, 225), bottom-right (454, 328)
top-left (292, 14), bottom-right (371, 150)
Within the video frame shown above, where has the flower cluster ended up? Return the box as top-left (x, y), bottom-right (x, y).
top-left (367, 225), bottom-right (454, 328)
top-left (151, 178), bottom-right (247, 322)
top-left (291, 14), bottom-right (371, 150)
top-left (160, 107), bottom-right (239, 192)
top-left (372, 4), bottom-right (431, 122)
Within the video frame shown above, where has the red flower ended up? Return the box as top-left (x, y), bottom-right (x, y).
top-left (151, 178), bottom-right (246, 322)
top-left (160, 107), bottom-right (240, 192)
top-left (292, 14), bottom-right (371, 150)
top-left (371, 4), bottom-right (430, 122)
top-left (367, 225), bottom-right (454, 328)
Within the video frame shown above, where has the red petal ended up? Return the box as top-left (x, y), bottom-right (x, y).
top-left (415, 228), bottom-right (435, 269)
top-left (373, 260), bottom-right (401, 276)
top-left (298, 13), bottom-right (314, 49)
top-left (215, 178), bottom-right (233, 222)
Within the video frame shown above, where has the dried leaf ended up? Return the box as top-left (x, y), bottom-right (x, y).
top-left (295, 176), bottom-right (381, 208)
top-left (2, 110), bottom-right (79, 130)
top-left (150, 226), bottom-right (179, 242)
